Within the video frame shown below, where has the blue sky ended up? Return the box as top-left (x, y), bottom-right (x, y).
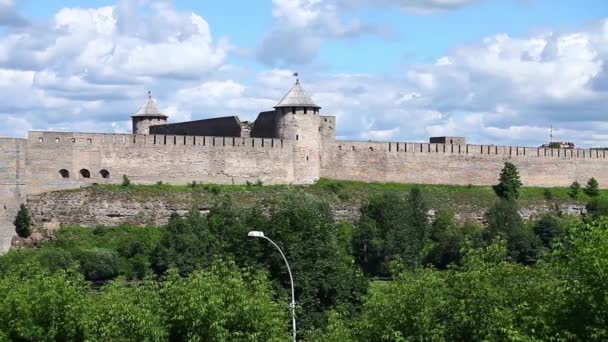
top-left (0, 0), bottom-right (607, 146)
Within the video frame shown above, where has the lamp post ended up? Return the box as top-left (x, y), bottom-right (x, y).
top-left (248, 231), bottom-right (296, 342)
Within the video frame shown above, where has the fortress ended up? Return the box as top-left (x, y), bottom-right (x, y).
top-left (1, 78), bottom-right (608, 251)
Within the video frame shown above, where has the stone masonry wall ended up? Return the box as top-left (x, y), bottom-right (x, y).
top-left (321, 141), bottom-right (608, 188)
top-left (26, 131), bottom-right (295, 195)
top-left (0, 138), bottom-right (26, 251)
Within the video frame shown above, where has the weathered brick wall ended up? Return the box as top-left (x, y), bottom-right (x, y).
top-left (26, 132), bottom-right (295, 195)
top-left (321, 141), bottom-right (608, 187)
top-left (0, 138), bottom-right (26, 251)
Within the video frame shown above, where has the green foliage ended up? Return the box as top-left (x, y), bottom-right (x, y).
top-left (354, 188), bottom-right (431, 277)
top-left (46, 225), bottom-right (164, 280)
top-left (73, 248), bottom-right (121, 281)
top-left (550, 218), bottom-right (608, 340)
top-left (0, 261), bottom-right (88, 341)
top-left (121, 174), bottom-right (131, 187)
top-left (569, 181), bottom-right (581, 199)
top-left (84, 279), bottom-right (167, 341)
top-left (585, 177), bottom-right (600, 197)
top-left (345, 241), bottom-right (569, 341)
top-left (426, 211), bottom-right (484, 269)
top-left (485, 199), bottom-right (539, 264)
top-left (14, 203), bottom-right (32, 238)
top-left (493, 162), bottom-right (523, 200)
top-left (162, 261), bottom-right (289, 341)
top-left (586, 196), bottom-right (608, 219)
top-left (249, 191), bottom-right (368, 331)
top-left (543, 188), bottom-right (554, 201)
top-left (533, 212), bottom-right (566, 248)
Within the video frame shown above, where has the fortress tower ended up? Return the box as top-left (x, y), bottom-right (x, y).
top-left (274, 79), bottom-right (323, 184)
top-left (131, 92), bottom-right (168, 135)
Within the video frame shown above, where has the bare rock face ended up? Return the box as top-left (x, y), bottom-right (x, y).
top-left (25, 189), bottom-right (588, 234)
top-left (11, 232), bottom-right (47, 248)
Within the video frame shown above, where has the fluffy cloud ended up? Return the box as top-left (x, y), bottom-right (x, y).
top-left (0, 0), bottom-right (231, 136)
top-left (0, 0), bottom-right (27, 27)
top-left (0, 0), bottom-right (606, 150)
top-left (257, 0), bottom-right (376, 65)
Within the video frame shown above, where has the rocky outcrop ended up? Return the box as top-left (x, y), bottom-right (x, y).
top-left (26, 188), bottom-right (587, 233)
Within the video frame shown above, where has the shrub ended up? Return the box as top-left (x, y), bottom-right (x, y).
top-left (73, 248), bottom-right (121, 281)
top-left (586, 197), bottom-right (608, 219)
top-left (584, 178), bottom-right (600, 198)
top-left (255, 179), bottom-right (264, 187)
top-left (14, 204), bottom-right (32, 238)
top-left (121, 175), bottom-right (131, 187)
top-left (533, 213), bottom-right (566, 248)
top-left (568, 181), bottom-right (581, 200)
top-left (543, 188), bottom-right (554, 201)
top-left (493, 162), bottom-right (522, 200)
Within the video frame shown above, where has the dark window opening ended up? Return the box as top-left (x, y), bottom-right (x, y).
top-left (100, 169), bottom-right (110, 179)
top-left (80, 169), bottom-right (91, 179)
top-left (450, 139), bottom-right (453, 144)
top-left (306, 156), bottom-right (309, 161)
top-left (59, 169), bottom-right (70, 179)
top-left (296, 135), bottom-right (299, 141)
top-left (369, 147), bottom-right (374, 151)
top-left (304, 108), bottom-right (307, 114)
top-left (292, 107), bottom-right (296, 114)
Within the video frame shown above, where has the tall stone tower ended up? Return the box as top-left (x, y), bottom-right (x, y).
top-left (275, 79), bottom-right (322, 184)
top-left (131, 92), bottom-right (168, 135)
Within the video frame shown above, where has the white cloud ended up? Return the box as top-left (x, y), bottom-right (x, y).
top-left (0, 0), bottom-right (27, 27)
top-left (257, 0), bottom-right (377, 65)
top-left (0, 0), bottom-right (606, 150)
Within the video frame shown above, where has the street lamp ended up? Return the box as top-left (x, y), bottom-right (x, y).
top-left (248, 231), bottom-right (297, 342)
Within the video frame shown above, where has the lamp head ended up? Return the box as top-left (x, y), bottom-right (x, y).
top-left (248, 231), bottom-right (265, 238)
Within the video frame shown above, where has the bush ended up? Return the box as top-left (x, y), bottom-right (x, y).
top-left (14, 204), bottom-right (32, 238)
top-left (585, 178), bottom-right (600, 198)
top-left (543, 188), bottom-right (554, 201)
top-left (73, 248), bottom-right (121, 281)
top-left (121, 175), bottom-right (131, 187)
top-left (569, 181), bottom-right (581, 200)
top-left (533, 213), bottom-right (566, 248)
top-left (586, 197), bottom-right (608, 219)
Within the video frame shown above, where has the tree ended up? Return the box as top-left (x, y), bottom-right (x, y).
top-left (493, 162), bottom-right (523, 200)
top-left (14, 204), bottom-right (32, 238)
top-left (584, 178), bottom-right (600, 198)
top-left (162, 261), bottom-right (290, 341)
top-left (586, 197), bottom-right (608, 219)
top-left (568, 181), bottom-right (581, 200)
top-left (533, 213), bottom-right (566, 248)
top-left (485, 199), bottom-right (538, 264)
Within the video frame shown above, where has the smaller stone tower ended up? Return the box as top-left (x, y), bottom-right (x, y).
top-left (131, 92), bottom-right (168, 135)
top-left (275, 78), bottom-right (322, 184)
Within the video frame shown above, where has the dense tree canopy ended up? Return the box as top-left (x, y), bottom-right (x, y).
top-left (2, 174), bottom-right (608, 341)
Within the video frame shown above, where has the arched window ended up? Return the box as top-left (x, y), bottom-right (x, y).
top-left (80, 169), bottom-right (91, 179)
top-left (100, 169), bottom-right (110, 179)
top-left (59, 169), bottom-right (70, 179)
top-left (87, 138), bottom-right (92, 144)
top-left (55, 138), bottom-right (60, 143)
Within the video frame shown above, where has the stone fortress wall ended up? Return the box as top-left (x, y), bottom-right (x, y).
top-left (321, 141), bottom-right (608, 187)
top-left (0, 138), bottom-right (27, 251)
top-left (1, 78), bottom-right (608, 252)
top-left (25, 131), bottom-right (295, 195)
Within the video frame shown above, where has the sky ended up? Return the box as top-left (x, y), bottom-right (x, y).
top-left (0, 0), bottom-right (607, 147)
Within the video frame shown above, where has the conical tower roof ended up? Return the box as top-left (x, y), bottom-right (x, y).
top-left (132, 92), bottom-right (168, 118)
top-left (275, 79), bottom-right (321, 109)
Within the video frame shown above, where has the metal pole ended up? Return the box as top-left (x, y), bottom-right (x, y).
top-left (262, 236), bottom-right (297, 342)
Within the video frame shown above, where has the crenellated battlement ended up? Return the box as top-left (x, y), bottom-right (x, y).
top-left (28, 131), bottom-right (286, 150)
top-left (334, 140), bottom-right (607, 160)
